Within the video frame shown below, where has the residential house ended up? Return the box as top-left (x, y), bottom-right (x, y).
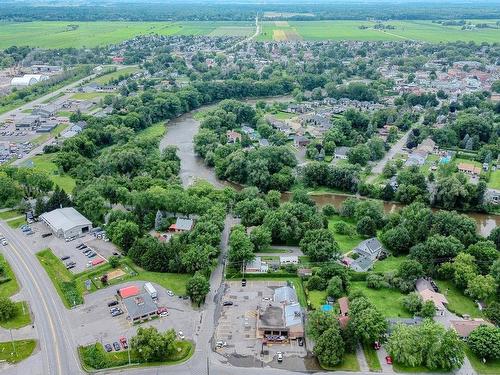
top-left (293, 135), bottom-right (310, 147)
top-left (450, 319), bottom-right (494, 339)
top-left (458, 162), bottom-right (481, 176)
top-left (484, 188), bottom-right (500, 205)
top-left (297, 268), bottom-right (312, 278)
top-left (279, 256), bottom-right (299, 265)
top-left (337, 297), bottom-right (349, 328)
top-left (350, 238), bottom-right (385, 272)
top-left (245, 257), bottom-right (269, 273)
top-left (334, 146), bottom-right (350, 160)
top-left (226, 130), bottom-right (242, 144)
top-left (418, 288), bottom-right (448, 316)
top-left (169, 218), bottom-right (194, 232)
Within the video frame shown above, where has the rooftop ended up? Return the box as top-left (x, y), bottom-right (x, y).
top-left (451, 319), bottom-right (493, 338)
top-left (123, 293), bottom-right (158, 320)
top-left (40, 207), bottom-right (92, 232)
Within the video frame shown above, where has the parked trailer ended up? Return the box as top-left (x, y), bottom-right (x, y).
top-left (144, 282), bottom-right (158, 298)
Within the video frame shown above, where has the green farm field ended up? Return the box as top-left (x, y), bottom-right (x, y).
top-left (258, 20), bottom-right (500, 43)
top-left (0, 21), bottom-right (253, 49)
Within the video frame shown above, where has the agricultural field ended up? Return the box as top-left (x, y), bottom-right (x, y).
top-left (0, 21), bottom-right (253, 49)
top-left (258, 19), bottom-right (500, 42)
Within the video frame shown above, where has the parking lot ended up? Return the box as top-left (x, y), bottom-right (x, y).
top-left (17, 221), bottom-right (116, 273)
top-left (68, 281), bottom-right (199, 351)
top-left (215, 280), bottom-right (307, 365)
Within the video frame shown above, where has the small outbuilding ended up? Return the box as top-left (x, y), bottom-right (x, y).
top-left (40, 207), bottom-right (92, 239)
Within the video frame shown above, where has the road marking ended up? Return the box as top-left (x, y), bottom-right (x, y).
top-left (5, 232), bottom-right (63, 374)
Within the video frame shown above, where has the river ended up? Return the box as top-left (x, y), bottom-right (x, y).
top-left (160, 98), bottom-right (498, 237)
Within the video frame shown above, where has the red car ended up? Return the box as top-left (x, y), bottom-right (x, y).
top-left (119, 336), bottom-right (128, 349)
top-left (385, 356), bottom-right (393, 365)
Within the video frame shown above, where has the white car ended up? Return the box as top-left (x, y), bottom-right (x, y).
top-left (276, 352), bottom-right (283, 362)
top-left (1, 240), bottom-right (8, 246)
top-left (178, 331), bottom-right (185, 340)
top-left (167, 290), bottom-right (174, 297)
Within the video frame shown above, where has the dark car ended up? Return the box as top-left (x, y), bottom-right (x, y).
top-left (241, 279), bottom-right (247, 287)
top-left (113, 342), bottom-right (121, 351)
top-left (104, 344), bottom-right (112, 352)
top-left (111, 310), bottom-right (124, 317)
top-left (41, 233), bottom-right (52, 238)
top-left (298, 337), bottom-right (304, 346)
top-left (222, 301), bottom-right (233, 306)
top-left (76, 244), bottom-right (86, 249)
top-left (107, 300), bottom-right (118, 307)
top-left (88, 252), bottom-right (97, 258)
top-left (66, 264), bottom-right (76, 270)
top-left (60, 255), bottom-right (70, 261)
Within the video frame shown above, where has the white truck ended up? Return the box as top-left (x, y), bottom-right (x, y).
top-left (144, 282), bottom-right (158, 299)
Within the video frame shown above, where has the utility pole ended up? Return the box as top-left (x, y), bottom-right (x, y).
top-left (9, 329), bottom-right (17, 357)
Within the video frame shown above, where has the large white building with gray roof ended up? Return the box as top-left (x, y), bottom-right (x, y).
top-left (40, 207), bottom-right (92, 239)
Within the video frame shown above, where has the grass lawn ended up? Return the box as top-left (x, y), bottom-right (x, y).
top-left (24, 153), bottom-right (76, 193)
top-left (0, 210), bottom-right (23, 220)
top-left (136, 121), bottom-right (166, 141)
top-left (350, 281), bottom-right (410, 318)
top-left (320, 352), bottom-right (360, 371)
top-left (272, 111), bottom-right (296, 120)
top-left (328, 216), bottom-right (366, 254)
top-left (257, 247), bottom-right (289, 254)
top-left (93, 67), bottom-right (139, 85)
top-left (466, 348), bottom-right (500, 375)
top-left (487, 170), bottom-right (500, 190)
top-left (372, 256), bottom-right (406, 273)
top-left (0, 301), bottom-right (32, 329)
top-left (307, 290), bottom-right (327, 310)
top-left (0, 254), bottom-right (20, 298)
top-left (0, 340), bottom-right (36, 364)
top-left (37, 249), bottom-right (191, 308)
top-left (434, 280), bottom-right (482, 318)
top-left (56, 111), bottom-right (73, 117)
top-left (79, 340), bottom-right (193, 370)
top-left (363, 344), bottom-right (382, 372)
top-left (6, 216), bottom-right (26, 228)
top-left (70, 92), bottom-right (111, 100)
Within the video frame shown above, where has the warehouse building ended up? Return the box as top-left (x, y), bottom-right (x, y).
top-left (40, 207), bottom-right (92, 239)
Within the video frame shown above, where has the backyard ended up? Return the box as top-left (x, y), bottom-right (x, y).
top-left (350, 281), bottom-right (410, 318)
top-left (434, 280), bottom-right (482, 318)
top-left (327, 216), bottom-right (366, 254)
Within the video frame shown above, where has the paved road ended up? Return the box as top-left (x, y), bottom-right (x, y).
top-left (0, 221), bottom-right (81, 375)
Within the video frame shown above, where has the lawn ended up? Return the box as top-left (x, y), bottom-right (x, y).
top-left (372, 256), bottom-right (406, 273)
top-left (70, 92), bottom-right (112, 100)
top-left (0, 301), bottom-right (32, 329)
top-left (350, 281), bottom-right (410, 318)
top-left (434, 280), bottom-right (482, 318)
top-left (92, 67), bottom-right (139, 85)
top-left (307, 290), bottom-right (327, 310)
top-left (328, 216), bottom-right (366, 254)
top-left (37, 248), bottom-right (191, 308)
top-left (0, 254), bottom-right (20, 298)
top-left (320, 352), bottom-right (360, 371)
top-left (0, 340), bottom-right (36, 364)
top-left (79, 340), bottom-right (193, 370)
top-left (466, 348), bottom-right (500, 375)
top-left (6, 216), bottom-right (26, 229)
top-left (272, 111), bottom-right (296, 120)
top-left (23, 153), bottom-right (76, 193)
top-left (363, 344), bottom-right (382, 372)
top-left (0, 210), bottom-right (23, 220)
top-left (136, 121), bottom-right (166, 141)
top-left (256, 247), bottom-right (289, 254)
top-left (487, 170), bottom-right (500, 190)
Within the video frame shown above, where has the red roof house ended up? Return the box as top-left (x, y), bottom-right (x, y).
top-left (118, 285), bottom-right (140, 299)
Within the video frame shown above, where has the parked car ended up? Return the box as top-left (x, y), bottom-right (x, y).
top-left (41, 233), bottom-right (52, 238)
top-left (298, 337), bottom-right (304, 347)
top-left (104, 344), bottom-right (112, 352)
top-left (167, 290), bottom-right (174, 297)
top-left (113, 342), bottom-right (120, 351)
top-left (385, 356), bottom-right (393, 365)
top-left (83, 249), bottom-right (91, 255)
top-left (61, 256), bottom-right (70, 261)
top-left (2, 240), bottom-right (8, 246)
top-left (222, 301), bottom-right (233, 306)
top-left (178, 331), bottom-right (185, 340)
top-left (76, 244), bottom-right (86, 249)
top-left (277, 352), bottom-right (283, 362)
top-left (157, 307), bottom-right (169, 317)
top-left (25, 230), bottom-right (34, 235)
top-left (216, 340), bottom-right (227, 348)
top-left (374, 341), bottom-right (381, 350)
top-left (111, 310), bottom-right (123, 317)
top-left (241, 279), bottom-right (247, 287)
top-left (107, 301), bottom-right (118, 307)
top-left (87, 252), bottom-right (97, 258)
top-left (66, 264), bottom-right (75, 270)
top-left (119, 337), bottom-right (128, 349)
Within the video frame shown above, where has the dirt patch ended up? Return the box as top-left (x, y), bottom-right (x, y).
top-left (273, 29), bottom-right (287, 41)
top-left (107, 269), bottom-right (126, 280)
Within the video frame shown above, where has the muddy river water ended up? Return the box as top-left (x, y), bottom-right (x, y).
top-left (160, 97), bottom-right (498, 237)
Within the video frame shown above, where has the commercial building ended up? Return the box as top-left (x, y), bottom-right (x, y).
top-left (40, 207), bottom-right (92, 239)
top-left (123, 293), bottom-right (158, 323)
top-left (11, 74), bottom-right (49, 87)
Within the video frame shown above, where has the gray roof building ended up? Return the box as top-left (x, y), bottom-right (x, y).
top-left (123, 293), bottom-right (158, 323)
top-left (40, 207), bottom-right (92, 239)
top-left (274, 286), bottom-right (297, 305)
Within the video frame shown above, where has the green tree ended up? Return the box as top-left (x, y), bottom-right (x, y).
top-left (466, 274), bottom-right (496, 301)
top-left (347, 144), bottom-right (371, 166)
top-left (467, 325), bottom-right (500, 361)
top-left (466, 241), bottom-right (498, 275)
top-left (488, 227), bottom-right (500, 251)
top-left (108, 256), bottom-right (119, 268)
top-left (0, 297), bottom-right (18, 322)
top-left (326, 276), bottom-right (344, 298)
top-left (313, 326), bottom-right (345, 367)
top-left (107, 220), bottom-right (140, 253)
top-left (131, 327), bottom-right (176, 362)
top-left (307, 310), bottom-right (340, 340)
top-left (356, 216), bottom-right (377, 237)
top-left (249, 226), bottom-right (272, 252)
top-left (418, 301), bottom-right (436, 318)
top-left (186, 272), bottom-right (210, 307)
top-left (228, 226), bottom-right (254, 264)
top-left (300, 229), bottom-right (340, 262)
top-left (401, 292), bottom-right (422, 314)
